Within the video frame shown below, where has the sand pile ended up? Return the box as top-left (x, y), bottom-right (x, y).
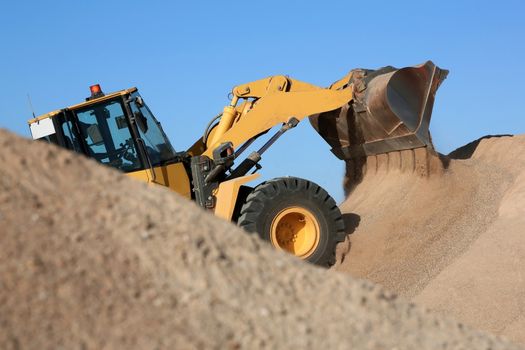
top-left (0, 129), bottom-right (519, 349)
top-left (338, 134), bottom-right (525, 345)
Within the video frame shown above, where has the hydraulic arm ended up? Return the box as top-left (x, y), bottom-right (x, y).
top-left (194, 61), bottom-right (448, 164)
top-left (200, 75), bottom-right (354, 157)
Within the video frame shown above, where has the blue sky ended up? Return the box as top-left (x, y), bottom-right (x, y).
top-left (1, 0), bottom-right (524, 201)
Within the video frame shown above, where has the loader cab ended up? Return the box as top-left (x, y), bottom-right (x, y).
top-left (28, 86), bottom-right (192, 198)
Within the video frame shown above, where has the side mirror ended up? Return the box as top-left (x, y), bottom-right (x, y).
top-left (134, 110), bottom-right (149, 133)
top-left (135, 96), bottom-right (145, 108)
top-left (86, 124), bottom-right (103, 145)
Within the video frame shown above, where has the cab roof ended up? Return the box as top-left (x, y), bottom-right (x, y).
top-left (27, 87), bottom-right (138, 125)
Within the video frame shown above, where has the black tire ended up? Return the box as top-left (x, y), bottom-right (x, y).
top-left (237, 177), bottom-right (345, 267)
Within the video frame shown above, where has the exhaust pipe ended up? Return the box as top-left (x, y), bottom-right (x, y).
top-left (309, 61), bottom-right (448, 160)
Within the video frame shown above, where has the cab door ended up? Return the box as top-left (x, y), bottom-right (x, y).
top-left (127, 94), bottom-right (192, 199)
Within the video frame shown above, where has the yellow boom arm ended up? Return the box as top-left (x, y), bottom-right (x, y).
top-left (191, 61), bottom-right (447, 163)
top-left (198, 75), bottom-right (355, 158)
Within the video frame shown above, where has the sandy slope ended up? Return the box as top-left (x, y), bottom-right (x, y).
top-left (338, 135), bottom-right (525, 345)
top-left (0, 129), bottom-right (519, 349)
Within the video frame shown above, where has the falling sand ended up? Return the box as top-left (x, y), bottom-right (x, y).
top-left (338, 134), bottom-right (525, 345)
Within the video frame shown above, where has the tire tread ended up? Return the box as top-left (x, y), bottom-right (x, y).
top-left (237, 176), bottom-right (346, 267)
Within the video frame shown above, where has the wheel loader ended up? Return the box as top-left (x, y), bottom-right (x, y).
top-left (27, 61), bottom-right (447, 267)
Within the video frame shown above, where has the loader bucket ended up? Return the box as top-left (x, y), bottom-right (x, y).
top-left (309, 61), bottom-right (448, 159)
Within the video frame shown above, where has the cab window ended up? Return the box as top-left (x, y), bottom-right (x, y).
top-left (74, 99), bottom-right (142, 172)
top-left (61, 119), bottom-right (83, 153)
top-left (130, 92), bottom-right (176, 166)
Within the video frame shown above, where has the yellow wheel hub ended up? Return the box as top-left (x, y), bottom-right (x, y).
top-left (270, 207), bottom-right (320, 259)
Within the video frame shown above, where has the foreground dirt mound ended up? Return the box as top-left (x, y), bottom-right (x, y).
top-left (338, 134), bottom-right (525, 345)
top-left (0, 129), bottom-right (519, 349)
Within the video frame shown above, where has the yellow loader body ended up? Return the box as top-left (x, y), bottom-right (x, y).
top-left (27, 61), bottom-right (447, 266)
